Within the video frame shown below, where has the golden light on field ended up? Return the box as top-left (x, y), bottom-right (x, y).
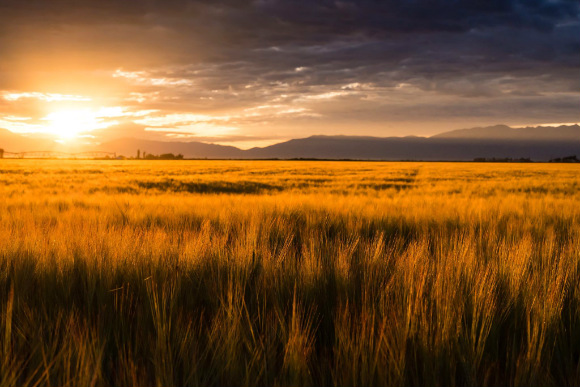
top-left (0, 160), bottom-right (579, 386)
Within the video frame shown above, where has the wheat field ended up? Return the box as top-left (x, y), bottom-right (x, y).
top-left (1, 160), bottom-right (579, 386)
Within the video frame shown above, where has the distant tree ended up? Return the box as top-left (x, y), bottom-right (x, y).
top-left (549, 155), bottom-right (579, 163)
top-left (142, 152), bottom-right (184, 160)
top-left (0, 148), bottom-right (3, 159)
top-left (137, 149), bottom-right (141, 159)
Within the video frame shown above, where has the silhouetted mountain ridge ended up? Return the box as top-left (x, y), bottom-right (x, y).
top-left (432, 124), bottom-right (580, 141)
top-left (0, 128), bottom-right (60, 152)
top-left (97, 138), bottom-right (245, 159)
top-left (1, 124), bottom-right (578, 160)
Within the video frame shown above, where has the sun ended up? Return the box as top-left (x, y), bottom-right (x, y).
top-left (42, 107), bottom-right (122, 140)
top-left (44, 109), bottom-right (97, 139)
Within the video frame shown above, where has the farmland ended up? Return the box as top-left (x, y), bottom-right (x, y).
top-left (1, 160), bottom-right (580, 386)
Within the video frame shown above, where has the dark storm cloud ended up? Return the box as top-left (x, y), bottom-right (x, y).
top-left (0, 0), bottom-right (578, 139)
top-left (2, 0), bottom-right (577, 61)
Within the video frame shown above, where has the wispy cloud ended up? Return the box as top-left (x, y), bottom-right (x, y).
top-left (2, 92), bottom-right (91, 102)
top-left (113, 69), bottom-right (193, 87)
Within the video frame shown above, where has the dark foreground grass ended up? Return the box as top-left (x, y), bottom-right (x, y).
top-left (1, 160), bottom-right (580, 386)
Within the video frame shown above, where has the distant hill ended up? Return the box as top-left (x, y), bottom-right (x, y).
top-left (1, 124), bottom-right (579, 160)
top-left (0, 128), bottom-right (58, 152)
top-left (96, 138), bottom-right (245, 159)
top-left (244, 135), bottom-right (431, 159)
top-left (243, 132), bottom-right (580, 161)
top-left (432, 124), bottom-right (580, 141)
top-left (243, 124), bottom-right (579, 160)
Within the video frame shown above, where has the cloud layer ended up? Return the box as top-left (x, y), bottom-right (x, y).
top-left (0, 0), bottom-right (578, 145)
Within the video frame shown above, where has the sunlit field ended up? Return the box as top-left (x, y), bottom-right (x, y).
top-left (1, 160), bottom-right (580, 386)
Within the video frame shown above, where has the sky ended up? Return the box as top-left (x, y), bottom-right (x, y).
top-left (0, 0), bottom-right (579, 148)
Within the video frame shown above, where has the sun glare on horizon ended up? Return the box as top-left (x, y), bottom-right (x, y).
top-left (42, 107), bottom-right (121, 140)
top-left (43, 109), bottom-right (97, 140)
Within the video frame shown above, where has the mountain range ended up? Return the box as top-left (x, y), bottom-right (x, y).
top-left (1, 124), bottom-right (579, 161)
